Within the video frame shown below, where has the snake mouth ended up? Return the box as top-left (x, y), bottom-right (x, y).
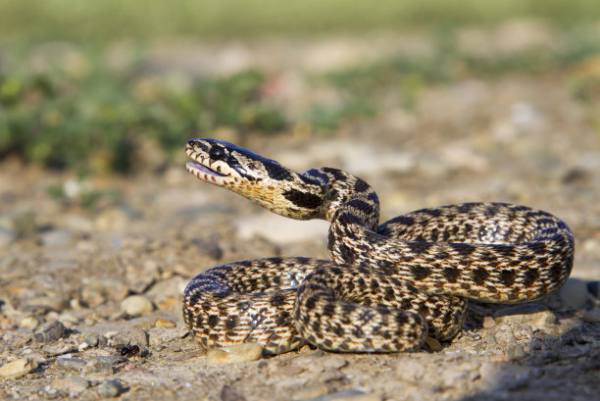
top-left (185, 160), bottom-right (228, 178)
top-left (185, 148), bottom-right (230, 180)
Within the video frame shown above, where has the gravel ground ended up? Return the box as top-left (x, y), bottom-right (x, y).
top-left (2, 29), bottom-right (600, 401)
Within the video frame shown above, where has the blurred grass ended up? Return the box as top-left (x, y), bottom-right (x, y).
top-left (1, 0), bottom-right (599, 44)
top-left (0, 64), bottom-right (286, 173)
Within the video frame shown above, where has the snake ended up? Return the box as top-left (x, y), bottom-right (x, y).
top-left (182, 138), bottom-right (574, 355)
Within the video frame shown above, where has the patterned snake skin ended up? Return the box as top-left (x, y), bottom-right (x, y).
top-left (183, 138), bottom-right (574, 355)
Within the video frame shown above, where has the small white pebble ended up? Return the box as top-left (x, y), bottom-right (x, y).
top-left (120, 295), bottom-right (153, 316)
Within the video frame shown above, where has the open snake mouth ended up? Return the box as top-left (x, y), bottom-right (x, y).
top-left (185, 148), bottom-right (229, 180)
top-left (185, 160), bottom-right (227, 178)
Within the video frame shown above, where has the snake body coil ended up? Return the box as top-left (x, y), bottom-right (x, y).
top-left (183, 138), bottom-right (574, 354)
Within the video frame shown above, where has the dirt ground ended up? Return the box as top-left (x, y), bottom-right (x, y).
top-left (2, 31), bottom-right (600, 401)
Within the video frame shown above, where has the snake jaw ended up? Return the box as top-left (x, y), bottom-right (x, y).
top-left (185, 146), bottom-right (235, 185)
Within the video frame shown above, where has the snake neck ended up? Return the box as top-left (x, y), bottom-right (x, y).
top-left (224, 164), bottom-right (381, 231)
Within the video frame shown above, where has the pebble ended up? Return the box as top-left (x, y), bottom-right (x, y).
top-left (34, 320), bottom-right (68, 343)
top-left (581, 308), bottom-right (600, 323)
top-left (107, 327), bottom-right (149, 348)
top-left (85, 355), bottom-right (126, 374)
top-left (559, 279), bottom-right (589, 309)
top-left (19, 316), bottom-right (39, 330)
top-left (25, 295), bottom-right (68, 313)
top-left (97, 379), bottom-right (127, 397)
top-left (52, 376), bottom-right (89, 395)
top-left (79, 333), bottom-right (99, 350)
top-left (121, 295), bottom-right (154, 316)
top-left (56, 356), bottom-right (87, 372)
top-left (43, 343), bottom-right (78, 356)
top-left (0, 358), bottom-right (38, 378)
top-left (154, 318), bottom-right (177, 328)
top-left (495, 307), bottom-right (557, 331)
top-left (39, 229), bottom-right (74, 247)
top-left (207, 343), bottom-right (264, 364)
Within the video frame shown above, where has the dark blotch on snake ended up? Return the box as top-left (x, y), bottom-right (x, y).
top-left (410, 266), bottom-right (432, 280)
top-left (500, 270), bottom-right (516, 286)
top-left (283, 188), bottom-right (322, 209)
top-left (347, 199), bottom-right (374, 215)
top-left (264, 160), bottom-right (294, 181)
top-left (443, 267), bottom-right (460, 283)
top-left (407, 241), bottom-right (433, 254)
top-left (523, 268), bottom-right (540, 287)
top-left (450, 243), bottom-right (476, 256)
top-left (354, 178), bottom-right (370, 193)
top-left (207, 315), bottom-right (219, 328)
top-left (472, 267), bottom-right (489, 285)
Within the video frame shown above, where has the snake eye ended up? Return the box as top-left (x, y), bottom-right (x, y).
top-left (209, 146), bottom-right (226, 160)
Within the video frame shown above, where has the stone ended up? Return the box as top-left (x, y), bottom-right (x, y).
top-left (19, 316), bottom-right (39, 330)
top-left (97, 379), bottom-right (127, 397)
top-left (495, 307), bottom-right (557, 332)
top-left (559, 279), bottom-right (589, 309)
top-left (106, 327), bottom-right (149, 347)
top-left (39, 229), bottom-right (74, 247)
top-left (79, 333), bottom-right (99, 350)
top-left (25, 295), bottom-right (68, 313)
top-left (85, 356), bottom-right (126, 374)
top-left (581, 308), bottom-right (600, 323)
top-left (207, 343), bottom-right (263, 364)
top-left (56, 356), bottom-right (87, 372)
top-left (121, 295), bottom-right (154, 316)
top-left (52, 376), bottom-right (89, 395)
top-left (34, 320), bottom-right (68, 343)
top-left (43, 343), bottom-right (78, 356)
top-left (0, 358), bottom-right (38, 378)
top-left (154, 318), bottom-right (176, 328)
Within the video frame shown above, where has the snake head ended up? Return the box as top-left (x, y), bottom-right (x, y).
top-left (186, 138), bottom-right (325, 219)
top-left (186, 138), bottom-right (296, 184)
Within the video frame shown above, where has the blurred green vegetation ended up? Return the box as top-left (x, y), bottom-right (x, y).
top-left (0, 1), bottom-right (599, 174)
top-left (1, 0), bottom-right (599, 44)
top-left (325, 27), bottom-right (600, 110)
top-left (0, 64), bottom-right (286, 173)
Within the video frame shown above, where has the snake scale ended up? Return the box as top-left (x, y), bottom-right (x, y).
top-left (183, 138), bottom-right (574, 355)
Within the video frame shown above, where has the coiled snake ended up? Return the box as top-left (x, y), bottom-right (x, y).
top-left (183, 138), bottom-right (574, 355)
